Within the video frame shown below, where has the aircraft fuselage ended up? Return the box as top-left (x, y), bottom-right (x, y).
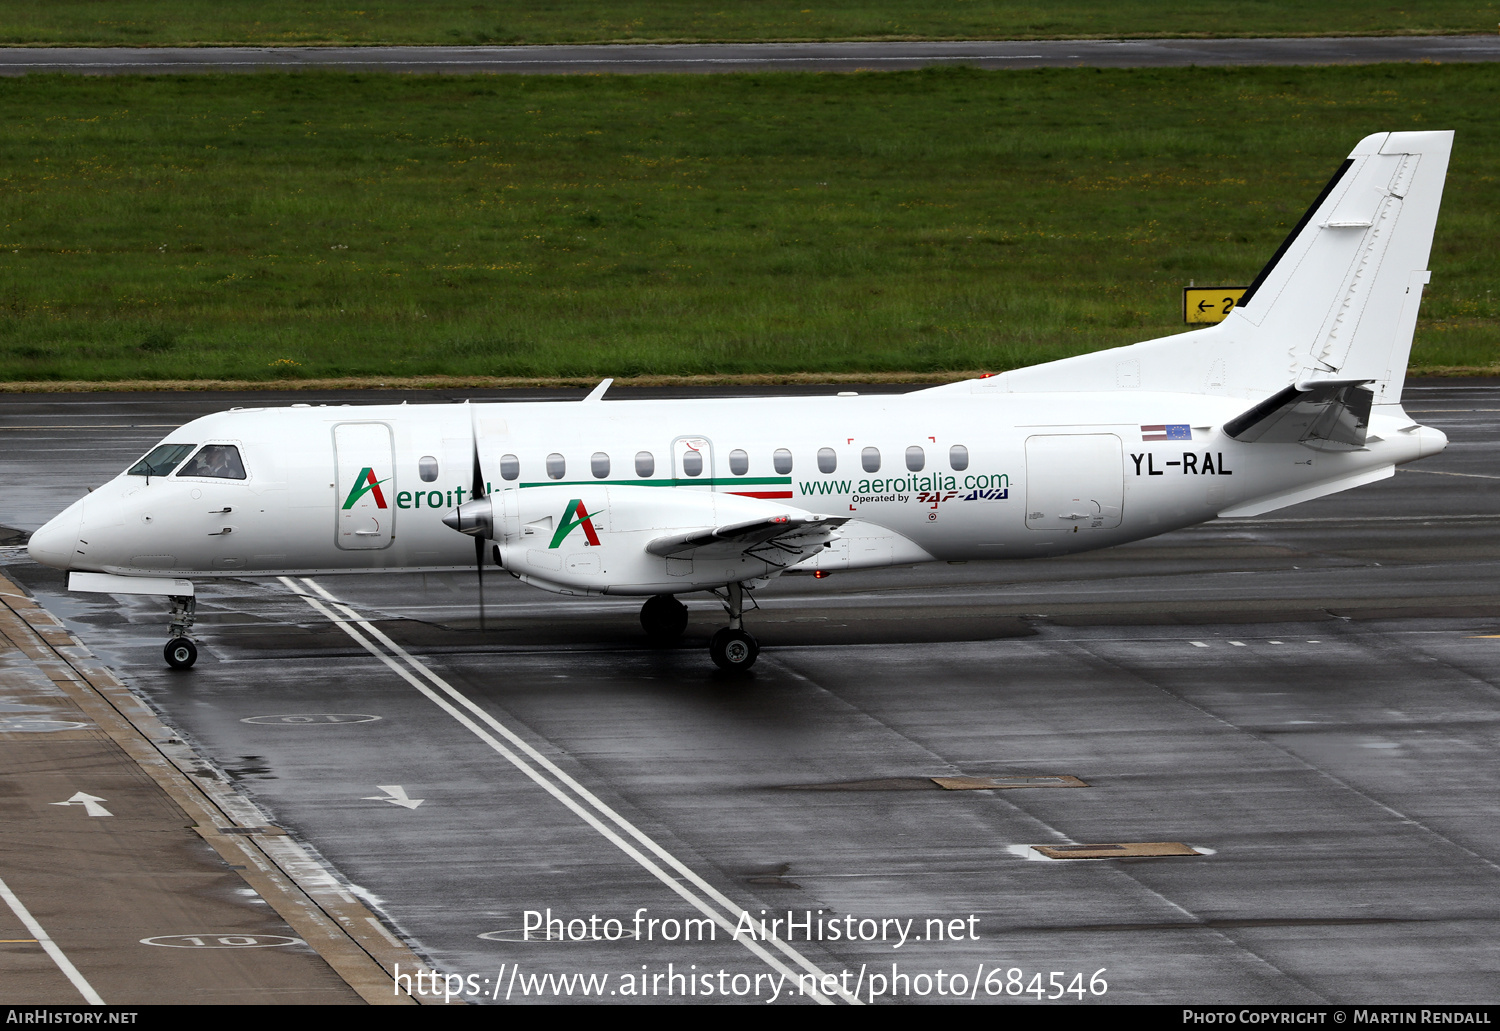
top-left (28, 390), bottom-right (1444, 596)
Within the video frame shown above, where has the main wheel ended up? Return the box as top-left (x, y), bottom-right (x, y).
top-left (164, 638), bottom-right (197, 669)
top-left (709, 628), bottom-right (759, 672)
top-left (640, 594), bottom-right (689, 644)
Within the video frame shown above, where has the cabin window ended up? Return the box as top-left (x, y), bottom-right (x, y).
top-left (500, 454), bottom-right (520, 481)
top-left (635, 451), bottom-right (655, 477)
top-left (949, 444), bottom-right (969, 471)
top-left (418, 456), bottom-right (439, 482)
top-left (773, 448), bottom-right (793, 474)
top-left (176, 444), bottom-right (247, 480)
top-left (906, 445), bottom-right (925, 472)
top-left (681, 449), bottom-right (704, 477)
top-left (591, 452), bottom-right (610, 478)
top-left (729, 449), bottom-right (749, 475)
top-left (128, 443), bottom-right (195, 478)
top-left (546, 453), bottom-right (566, 480)
top-left (817, 448), bottom-right (837, 474)
top-left (861, 447), bottom-right (881, 473)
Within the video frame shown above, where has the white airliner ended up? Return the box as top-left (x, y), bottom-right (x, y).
top-left (27, 130), bottom-right (1453, 671)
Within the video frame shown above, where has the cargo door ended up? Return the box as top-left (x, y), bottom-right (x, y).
top-left (1025, 434), bottom-right (1124, 530)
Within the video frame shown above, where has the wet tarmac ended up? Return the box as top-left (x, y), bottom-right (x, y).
top-left (2, 381), bottom-right (1499, 1005)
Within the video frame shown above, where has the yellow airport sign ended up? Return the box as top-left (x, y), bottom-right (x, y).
top-left (1184, 286), bottom-right (1246, 324)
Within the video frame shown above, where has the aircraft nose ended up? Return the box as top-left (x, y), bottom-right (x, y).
top-left (27, 499), bottom-right (85, 570)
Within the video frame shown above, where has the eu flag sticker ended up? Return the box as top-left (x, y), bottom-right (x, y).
top-left (1141, 424), bottom-right (1192, 441)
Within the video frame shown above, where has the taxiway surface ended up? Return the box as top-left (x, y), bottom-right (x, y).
top-left (2, 36), bottom-right (1500, 76)
top-left (2, 382), bottom-right (1498, 1005)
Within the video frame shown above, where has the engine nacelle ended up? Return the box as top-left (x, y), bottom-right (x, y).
top-left (449, 485), bottom-right (834, 596)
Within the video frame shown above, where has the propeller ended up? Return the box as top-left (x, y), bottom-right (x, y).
top-left (470, 407), bottom-right (487, 631)
top-left (441, 404), bottom-right (494, 632)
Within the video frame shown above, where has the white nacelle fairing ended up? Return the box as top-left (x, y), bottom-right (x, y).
top-left (483, 484), bottom-right (846, 596)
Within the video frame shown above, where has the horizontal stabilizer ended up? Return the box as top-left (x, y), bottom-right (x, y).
top-left (646, 514), bottom-right (844, 560)
top-left (1224, 379), bottom-right (1374, 452)
top-left (1218, 464), bottom-right (1394, 518)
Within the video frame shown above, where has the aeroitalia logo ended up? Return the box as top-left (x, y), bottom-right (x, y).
top-left (342, 468), bottom-right (390, 509)
top-left (549, 499), bottom-right (601, 549)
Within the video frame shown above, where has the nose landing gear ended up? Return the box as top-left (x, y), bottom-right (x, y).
top-left (164, 594), bottom-right (197, 669)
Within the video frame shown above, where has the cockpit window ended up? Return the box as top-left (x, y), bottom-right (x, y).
top-left (128, 443), bottom-right (195, 477)
top-left (176, 444), bottom-right (247, 480)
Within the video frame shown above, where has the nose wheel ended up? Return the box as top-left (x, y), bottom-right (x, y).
top-left (164, 594), bottom-right (198, 669)
top-left (164, 638), bottom-right (198, 669)
top-left (709, 582), bottom-right (759, 672)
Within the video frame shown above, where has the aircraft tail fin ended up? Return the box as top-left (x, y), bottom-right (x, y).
top-left (929, 130), bottom-right (1452, 407)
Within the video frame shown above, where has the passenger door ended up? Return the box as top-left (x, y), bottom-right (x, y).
top-left (334, 422), bottom-right (396, 549)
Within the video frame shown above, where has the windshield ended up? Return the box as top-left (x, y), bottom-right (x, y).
top-left (127, 443), bottom-right (196, 477)
top-left (176, 444), bottom-right (247, 480)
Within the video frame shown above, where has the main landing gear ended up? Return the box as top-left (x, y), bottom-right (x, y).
top-left (709, 582), bottom-right (758, 673)
top-left (640, 594), bottom-right (689, 645)
top-left (638, 586), bottom-right (760, 672)
top-left (163, 594), bottom-right (197, 669)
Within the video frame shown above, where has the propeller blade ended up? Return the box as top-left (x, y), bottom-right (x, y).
top-left (471, 408), bottom-right (486, 502)
top-left (470, 402), bottom-right (486, 632)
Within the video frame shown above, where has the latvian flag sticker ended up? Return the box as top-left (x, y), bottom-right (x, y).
top-left (1142, 424), bottom-right (1192, 441)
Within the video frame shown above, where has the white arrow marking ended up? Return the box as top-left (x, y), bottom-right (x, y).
top-left (50, 792), bottom-right (112, 817)
top-left (362, 785), bottom-right (423, 809)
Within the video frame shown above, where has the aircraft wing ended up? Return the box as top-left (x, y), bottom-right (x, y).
top-left (645, 514), bottom-right (846, 566)
top-left (1223, 378), bottom-right (1375, 452)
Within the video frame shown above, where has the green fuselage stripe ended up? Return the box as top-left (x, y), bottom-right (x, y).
top-left (517, 476), bottom-right (792, 489)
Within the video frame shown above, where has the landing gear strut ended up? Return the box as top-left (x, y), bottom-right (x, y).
top-left (164, 594), bottom-right (197, 669)
top-left (709, 582), bottom-right (759, 672)
top-left (640, 594), bottom-right (688, 645)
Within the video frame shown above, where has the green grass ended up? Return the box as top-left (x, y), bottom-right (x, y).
top-left (3, 0), bottom-right (1498, 46)
top-left (0, 65), bottom-right (1497, 384)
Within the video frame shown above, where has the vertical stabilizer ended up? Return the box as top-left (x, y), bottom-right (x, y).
top-left (933, 131), bottom-right (1452, 406)
top-left (1232, 130), bottom-right (1450, 404)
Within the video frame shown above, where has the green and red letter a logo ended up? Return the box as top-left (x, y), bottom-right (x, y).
top-left (342, 468), bottom-right (389, 510)
top-left (549, 499), bottom-right (601, 548)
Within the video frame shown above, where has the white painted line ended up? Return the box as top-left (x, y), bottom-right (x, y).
top-left (1229, 641), bottom-right (1246, 647)
top-left (280, 577), bottom-right (855, 1005)
top-left (293, 575), bottom-right (857, 1001)
top-left (365, 916), bottom-right (409, 950)
top-left (1233, 512), bottom-right (1500, 524)
top-left (1397, 468), bottom-right (1500, 481)
top-left (0, 875), bottom-right (104, 1005)
top-left (1189, 641), bottom-right (1208, 648)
